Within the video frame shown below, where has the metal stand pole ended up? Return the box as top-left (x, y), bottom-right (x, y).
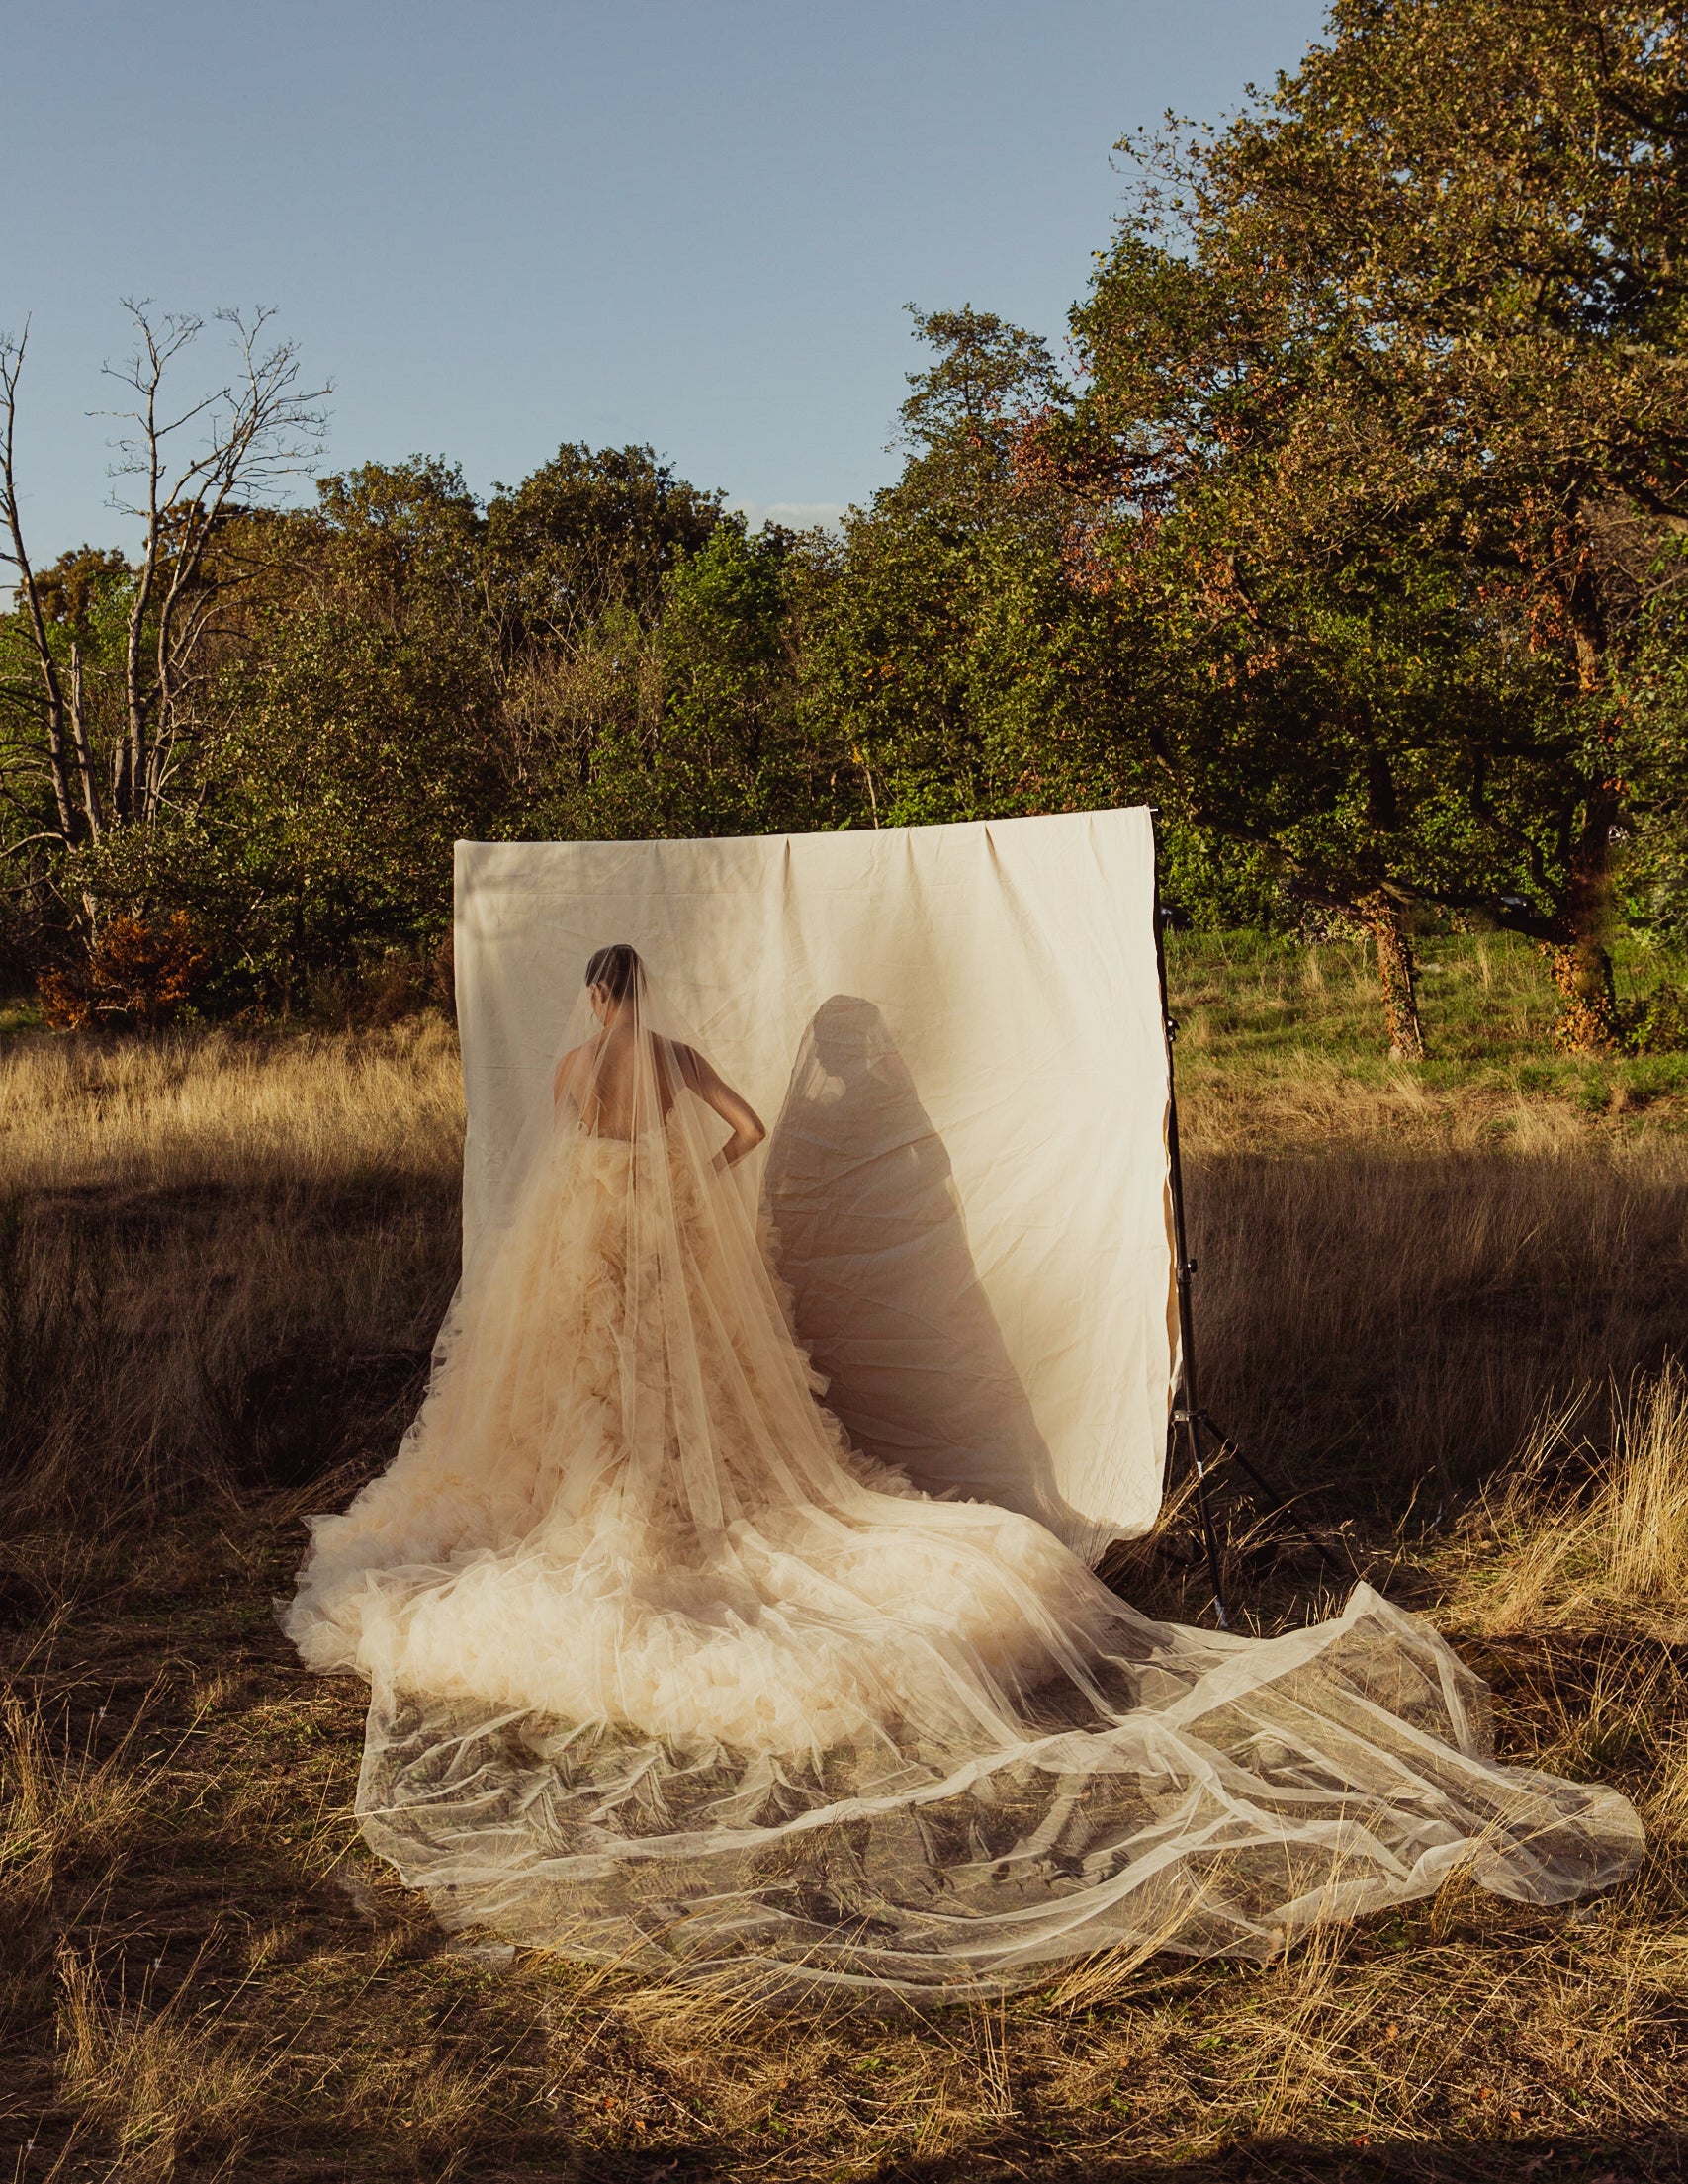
top-left (1148, 817), bottom-right (1352, 1612)
top-left (1150, 826), bottom-right (1230, 1629)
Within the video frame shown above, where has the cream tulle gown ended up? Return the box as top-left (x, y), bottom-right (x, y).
top-left (285, 960), bottom-right (1642, 1999)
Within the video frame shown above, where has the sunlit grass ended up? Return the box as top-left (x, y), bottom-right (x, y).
top-left (1168, 928), bottom-right (1688, 1140)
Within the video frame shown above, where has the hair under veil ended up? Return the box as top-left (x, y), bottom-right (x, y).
top-left (285, 952), bottom-right (1642, 2000)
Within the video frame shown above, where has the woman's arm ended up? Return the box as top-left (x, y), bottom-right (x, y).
top-left (677, 1045), bottom-right (766, 1168)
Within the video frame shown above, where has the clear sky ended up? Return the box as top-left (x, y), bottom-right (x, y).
top-left (8, 0), bottom-right (1329, 561)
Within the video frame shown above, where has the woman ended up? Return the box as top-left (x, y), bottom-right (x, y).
top-left (286, 945), bottom-right (1642, 1999)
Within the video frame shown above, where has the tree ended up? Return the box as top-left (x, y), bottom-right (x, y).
top-left (64, 458), bottom-right (502, 1007)
top-left (807, 307), bottom-right (1150, 831)
top-left (891, 306), bottom-right (1068, 528)
top-left (514, 519), bottom-right (860, 843)
top-left (0, 545), bottom-right (128, 893)
top-left (1, 346), bottom-right (115, 855)
top-left (1041, 0), bottom-right (1688, 1048)
top-left (486, 443), bottom-right (726, 818)
top-left (487, 443), bottom-right (723, 646)
top-left (1609, 533), bottom-right (1688, 948)
top-left (0, 301), bottom-right (327, 979)
top-left (659, 521), bottom-right (855, 835)
top-left (100, 304), bottom-right (329, 828)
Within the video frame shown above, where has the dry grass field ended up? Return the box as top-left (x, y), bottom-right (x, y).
top-left (2, 932), bottom-right (1687, 2182)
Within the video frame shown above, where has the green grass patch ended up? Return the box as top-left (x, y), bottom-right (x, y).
top-left (1167, 929), bottom-right (1688, 1119)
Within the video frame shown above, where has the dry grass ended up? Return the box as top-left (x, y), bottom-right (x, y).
top-left (0, 984), bottom-right (1684, 2180)
top-left (1450, 1369), bottom-right (1688, 1642)
top-left (1181, 1137), bottom-right (1688, 1525)
top-left (1167, 931), bottom-right (1688, 1522)
top-left (0, 1018), bottom-right (463, 1192)
top-left (54, 1944), bottom-right (287, 2183)
top-left (0, 1018), bottom-right (462, 1525)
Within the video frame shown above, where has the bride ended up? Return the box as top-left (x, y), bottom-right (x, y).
top-left (286, 943), bottom-right (1642, 1999)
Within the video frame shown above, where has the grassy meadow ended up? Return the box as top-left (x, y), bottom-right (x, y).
top-left (2, 932), bottom-right (1687, 2181)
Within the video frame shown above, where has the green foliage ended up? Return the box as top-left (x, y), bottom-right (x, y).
top-left (891, 306), bottom-right (1067, 528)
top-left (806, 306), bottom-right (1162, 832)
top-left (806, 502), bottom-right (991, 828)
top-left (1155, 821), bottom-right (1288, 933)
top-left (508, 522), bottom-right (863, 844)
top-left (5, 17), bottom-right (1688, 1040)
top-left (658, 522), bottom-right (856, 835)
top-left (1613, 543), bottom-right (1688, 944)
top-left (59, 460), bottom-right (502, 1005)
top-left (0, 543), bottom-right (132, 854)
top-left (487, 442), bottom-right (723, 641)
top-left (1620, 982), bottom-right (1688, 1057)
top-left (1038, 0), bottom-right (1688, 1044)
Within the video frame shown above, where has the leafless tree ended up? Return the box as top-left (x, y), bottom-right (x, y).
top-left (0, 302), bottom-right (328, 871)
top-left (99, 300), bottom-right (329, 824)
top-left (0, 322), bottom-right (104, 853)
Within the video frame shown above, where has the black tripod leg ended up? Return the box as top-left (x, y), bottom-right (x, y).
top-left (1171, 1405), bottom-right (1229, 1628)
top-left (1154, 850), bottom-right (1228, 1632)
top-left (1196, 1408), bottom-right (1353, 1580)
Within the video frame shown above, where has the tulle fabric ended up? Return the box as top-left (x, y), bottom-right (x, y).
top-left (285, 968), bottom-right (1643, 1999)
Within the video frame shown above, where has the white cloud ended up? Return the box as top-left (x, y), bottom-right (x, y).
top-left (727, 499), bottom-right (848, 535)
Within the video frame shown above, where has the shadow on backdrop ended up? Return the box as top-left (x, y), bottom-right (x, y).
top-left (762, 994), bottom-right (1086, 1541)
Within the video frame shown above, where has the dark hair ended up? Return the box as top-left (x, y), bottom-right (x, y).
top-left (585, 943), bottom-right (644, 1004)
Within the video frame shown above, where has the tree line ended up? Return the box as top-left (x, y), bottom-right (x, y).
top-left (3, 0), bottom-right (1686, 1053)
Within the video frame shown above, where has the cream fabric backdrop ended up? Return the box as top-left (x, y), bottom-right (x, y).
top-left (453, 808), bottom-right (1175, 1560)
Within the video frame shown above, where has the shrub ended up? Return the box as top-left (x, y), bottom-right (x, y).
top-left (38, 914), bottom-right (208, 1030)
top-left (1620, 982), bottom-right (1688, 1056)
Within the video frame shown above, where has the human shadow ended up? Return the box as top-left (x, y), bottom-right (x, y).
top-left (762, 994), bottom-right (1089, 1541)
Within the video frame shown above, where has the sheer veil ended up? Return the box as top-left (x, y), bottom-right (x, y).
top-left (284, 951), bottom-right (1642, 2000)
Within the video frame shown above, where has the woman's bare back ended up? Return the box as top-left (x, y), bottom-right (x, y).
top-left (554, 1029), bottom-right (677, 1141)
top-left (554, 1031), bottom-right (766, 1166)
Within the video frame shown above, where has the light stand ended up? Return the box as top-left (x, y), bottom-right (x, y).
top-left (1150, 819), bottom-right (1350, 1628)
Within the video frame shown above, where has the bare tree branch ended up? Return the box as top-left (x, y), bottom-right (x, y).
top-left (0, 323), bottom-right (83, 847)
top-left (97, 300), bottom-right (329, 822)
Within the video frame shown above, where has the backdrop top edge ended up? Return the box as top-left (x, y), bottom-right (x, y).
top-left (453, 806), bottom-right (1152, 858)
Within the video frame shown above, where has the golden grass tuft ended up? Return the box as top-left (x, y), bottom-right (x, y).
top-left (1455, 1367), bottom-right (1688, 1637)
top-left (0, 1015), bottom-right (463, 1196)
top-left (54, 1947), bottom-right (283, 2183)
top-left (2, 1683), bottom-right (168, 1988)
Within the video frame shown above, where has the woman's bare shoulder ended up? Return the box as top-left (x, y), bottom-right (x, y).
top-left (657, 1036), bottom-right (705, 1086)
top-left (554, 1038), bottom-right (599, 1094)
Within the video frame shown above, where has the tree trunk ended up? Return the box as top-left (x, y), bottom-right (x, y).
top-left (1357, 891), bottom-right (1427, 1060)
top-left (6, 553), bottom-right (79, 845)
top-left (1549, 577), bottom-right (1621, 1052)
top-left (1545, 938), bottom-right (1617, 1052)
top-left (1547, 792), bottom-right (1619, 1053)
top-left (122, 559), bottom-right (152, 826)
top-left (69, 644), bottom-right (104, 841)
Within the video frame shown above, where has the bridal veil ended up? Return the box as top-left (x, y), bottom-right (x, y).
top-left (285, 953), bottom-right (1642, 2000)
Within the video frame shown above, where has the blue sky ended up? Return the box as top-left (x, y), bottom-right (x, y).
top-left (8, 0), bottom-right (1329, 561)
